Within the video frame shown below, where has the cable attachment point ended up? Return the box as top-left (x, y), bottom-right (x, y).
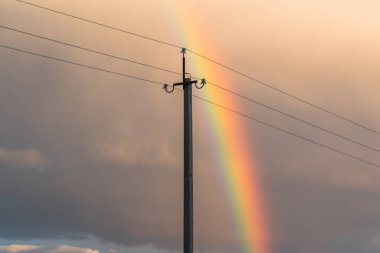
top-left (163, 83), bottom-right (174, 93)
top-left (195, 78), bottom-right (206, 89)
top-left (181, 48), bottom-right (187, 55)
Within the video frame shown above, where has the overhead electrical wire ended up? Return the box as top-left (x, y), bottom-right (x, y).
top-left (16, 0), bottom-right (183, 49)
top-left (0, 45), bottom-right (162, 85)
top-left (16, 0), bottom-right (380, 135)
top-left (187, 50), bottom-right (380, 135)
top-left (1, 44), bottom-right (379, 168)
top-left (0, 25), bottom-right (181, 76)
top-left (192, 94), bottom-right (380, 169)
top-left (202, 80), bottom-right (380, 153)
top-left (1, 25), bottom-right (378, 153)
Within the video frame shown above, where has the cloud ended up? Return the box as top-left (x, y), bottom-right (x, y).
top-left (1, 0), bottom-right (380, 252)
top-left (0, 245), bottom-right (99, 253)
top-left (93, 141), bottom-right (176, 167)
top-left (0, 148), bottom-right (47, 169)
top-left (0, 245), bottom-right (40, 253)
top-left (49, 245), bottom-right (99, 253)
top-left (368, 234), bottom-right (380, 251)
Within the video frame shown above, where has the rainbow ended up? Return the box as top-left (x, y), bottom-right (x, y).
top-left (169, 3), bottom-right (271, 253)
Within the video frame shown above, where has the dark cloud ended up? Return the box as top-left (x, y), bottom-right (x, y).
top-left (1, 0), bottom-right (380, 253)
top-left (0, 244), bottom-right (99, 253)
top-left (0, 148), bottom-right (47, 169)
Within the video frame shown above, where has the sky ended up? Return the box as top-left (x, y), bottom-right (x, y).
top-left (1, 0), bottom-right (380, 253)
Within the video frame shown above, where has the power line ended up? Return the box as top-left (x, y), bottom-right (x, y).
top-left (16, 0), bottom-right (380, 136)
top-left (0, 44), bottom-right (162, 85)
top-left (188, 50), bottom-right (380, 135)
top-left (203, 80), bottom-right (380, 153)
top-left (2, 25), bottom-right (378, 154)
top-left (192, 94), bottom-right (380, 168)
top-left (16, 0), bottom-right (182, 49)
top-left (0, 25), bottom-right (181, 76)
top-left (1, 44), bottom-right (378, 168)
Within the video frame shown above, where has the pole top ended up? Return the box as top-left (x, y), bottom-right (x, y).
top-left (181, 48), bottom-right (187, 55)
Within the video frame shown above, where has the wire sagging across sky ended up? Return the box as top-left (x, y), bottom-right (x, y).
top-left (1, 25), bottom-right (379, 154)
top-left (0, 25), bottom-right (181, 76)
top-left (0, 45), bottom-right (162, 85)
top-left (1, 44), bottom-right (379, 169)
top-left (16, 0), bottom-right (380, 136)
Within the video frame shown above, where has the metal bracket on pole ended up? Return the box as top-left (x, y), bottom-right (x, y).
top-left (163, 79), bottom-right (200, 93)
top-left (163, 83), bottom-right (174, 93)
top-left (195, 78), bottom-right (207, 89)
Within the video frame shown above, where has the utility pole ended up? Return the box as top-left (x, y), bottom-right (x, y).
top-left (163, 48), bottom-right (206, 253)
